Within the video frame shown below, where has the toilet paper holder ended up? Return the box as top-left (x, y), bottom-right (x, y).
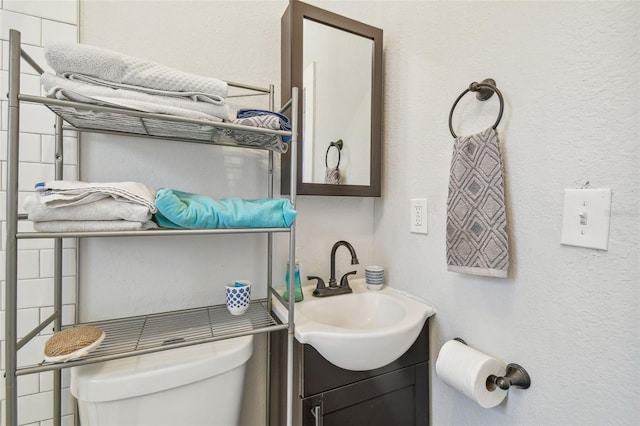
top-left (454, 338), bottom-right (531, 391)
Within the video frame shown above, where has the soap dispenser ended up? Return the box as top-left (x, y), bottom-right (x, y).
top-left (283, 258), bottom-right (304, 302)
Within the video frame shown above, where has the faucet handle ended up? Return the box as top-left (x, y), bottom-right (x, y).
top-left (339, 271), bottom-right (357, 288)
top-left (307, 276), bottom-right (326, 290)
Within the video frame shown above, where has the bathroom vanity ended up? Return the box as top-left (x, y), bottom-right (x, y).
top-left (270, 319), bottom-right (430, 425)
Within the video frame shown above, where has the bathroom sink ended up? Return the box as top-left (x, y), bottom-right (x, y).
top-left (273, 279), bottom-right (435, 371)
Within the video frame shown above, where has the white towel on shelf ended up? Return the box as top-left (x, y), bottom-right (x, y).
top-left (33, 220), bottom-right (157, 233)
top-left (44, 42), bottom-right (228, 102)
top-left (36, 180), bottom-right (157, 213)
top-left (41, 73), bottom-right (236, 122)
top-left (24, 194), bottom-right (152, 223)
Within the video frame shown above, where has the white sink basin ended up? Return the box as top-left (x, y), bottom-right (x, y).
top-left (273, 279), bottom-right (435, 371)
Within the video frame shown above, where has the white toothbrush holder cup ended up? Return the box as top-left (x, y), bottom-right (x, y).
top-left (226, 281), bottom-right (251, 315)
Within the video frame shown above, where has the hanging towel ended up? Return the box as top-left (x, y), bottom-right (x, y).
top-left (154, 188), bottom-right (296, 229)
top-left (24, 194), bottom-right (152, 223)
top-left (44, 42), bottom-right (228, 102)
top-left (446, 127), bottom-right (509, 277)
top-left (36, 181), bottom-right (157, 213)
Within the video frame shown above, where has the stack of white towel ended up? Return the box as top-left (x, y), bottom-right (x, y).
top-left (41, 42), bottom-right (236, 122)
top-left (24, 181), bottom-right (158, 232)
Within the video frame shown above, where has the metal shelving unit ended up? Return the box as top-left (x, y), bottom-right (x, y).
top-left (5, 29), bottom-right (297, 426)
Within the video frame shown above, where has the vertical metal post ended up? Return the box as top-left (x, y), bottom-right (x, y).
top-left (286, 86), bottom-right (298, 426)
top-left (5, 29), bottom-right (21, 426)
top-left (265, 84), bottom-right (275, 426)
top-left (53, 115), bottom-right (64, 426)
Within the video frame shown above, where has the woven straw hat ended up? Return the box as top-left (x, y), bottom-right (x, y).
top-left (44, 326), bottom-right (105, 363)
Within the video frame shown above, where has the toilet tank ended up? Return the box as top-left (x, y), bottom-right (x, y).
top-left (71, 335), bottom-right (253, 426)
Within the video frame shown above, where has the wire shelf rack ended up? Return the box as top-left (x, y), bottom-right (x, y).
top-left (18, 300), bottom-right (285, 375)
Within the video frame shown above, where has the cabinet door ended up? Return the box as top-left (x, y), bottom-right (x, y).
top-left (301, 363), bottom-right (429, 426)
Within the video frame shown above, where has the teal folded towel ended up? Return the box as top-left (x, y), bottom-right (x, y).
top-left (154, 188), bottom-right (296, 229)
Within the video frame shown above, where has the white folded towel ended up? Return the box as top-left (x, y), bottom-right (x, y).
top-left (24, 194), bottom-right (152, 223)
top-left (44, 42), bottom-right (228, 101)
top-left (34, 220), bottom-right (157, 233)
top-left (36, 181), bottom-right (157, 213)
top-left (41, 73), bottom-right (236, 122)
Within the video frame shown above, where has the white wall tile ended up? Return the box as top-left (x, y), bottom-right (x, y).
top-left (19, 103), bottom-right (56, 134)
top-left (39, 303), bottom-right (75, 334)
top-left (36, 370), bottom-right (70, 395)
top-left (39, 371), bottom-right (52, 393)
top-left (0, 69), bottom-right (7, 100)
top-left (18, 72), bottom-right (41, 97)
top-left (17, 278), bottom-right (53, 309)
top-left (0, 10), bottom-right (41, 45)
top-left (17, 132), bottom-right (41, 163)
top-left (1, 131), bottom-right (7, 162)
top-left (62, 163), bottom-right (76, 180)
top-left (4, 0), bottom-right (77, 26)
top-left (61, 302), bottom-right (74, 325)
top-left (0, 248), bottom-right (4, 279)
top-left (17, 249), bottom-right (39, 279)
top-left (39, 248), bottom-right (76, 277)
top-left (62, 277), bottom-right (76, 306)
top-left (42, 19), bottom-right (77, 45)
top-left (37, 306), bottom-right (54, 336)
top-left (63, 135), bottom-right (78, 166)
top-left (16, 334), bottom-right (47, 368)
top-left (16, 306), bottom-right (39, 338)
top-left (41, 134), bottom-right (78, 166)
top-left (18, 44), bottom-right (52, 76)
top-left (17, 374), bottom-right (39, 397)
top-left (1, 40), bottom-right (7, 70)
top-left (1, 71), bottom-right (42, 101)
top-left (17, 388), bottom-right (51, 424)
top-left (1, 99), bottom-right (5, 130)
top-left (18, 162), bottom-right (55, 191)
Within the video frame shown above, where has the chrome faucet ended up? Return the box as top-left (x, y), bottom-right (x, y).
top-left (309, 240), bottom-right (359, 297)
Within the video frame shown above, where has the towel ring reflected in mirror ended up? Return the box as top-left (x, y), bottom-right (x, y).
top-left (325, 139), bottom-right (343, 169)
top-left (449, 78), bottom-right (504, 138)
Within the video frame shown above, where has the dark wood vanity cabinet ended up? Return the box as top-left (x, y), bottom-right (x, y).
top-left (269, 319), bottom-right (430, 426)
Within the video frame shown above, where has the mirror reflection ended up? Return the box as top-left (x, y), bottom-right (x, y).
top-left (302, 18), bottom-right (373, 186)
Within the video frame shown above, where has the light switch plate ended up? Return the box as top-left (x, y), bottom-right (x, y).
top-left (561, 189), bottom-right (611, 250)
top-left (410, 198), bottom-right (428, 234)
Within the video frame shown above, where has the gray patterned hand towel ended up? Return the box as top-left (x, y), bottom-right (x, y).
top-left (446, 127), bottom-right (509, 277)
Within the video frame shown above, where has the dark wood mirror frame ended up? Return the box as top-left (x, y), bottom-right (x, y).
top-left (281, 0), bottom-right (383, 197)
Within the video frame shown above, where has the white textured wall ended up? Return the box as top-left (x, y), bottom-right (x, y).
top-left (374, 1), bottom-right (639, 425)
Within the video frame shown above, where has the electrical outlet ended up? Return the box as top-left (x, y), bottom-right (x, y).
top-left (410, 199), bottom-right (428, 234)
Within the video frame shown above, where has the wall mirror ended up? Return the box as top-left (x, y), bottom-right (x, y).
top-left (281, 0), bottom-right (383, 196)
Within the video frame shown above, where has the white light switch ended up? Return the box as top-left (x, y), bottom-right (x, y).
top-left (561, 189), bottom-right (611, 250)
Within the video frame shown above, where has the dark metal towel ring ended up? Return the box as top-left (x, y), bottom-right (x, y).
top-left (325, 139), bottom-right (343, 168)
top-left (448, 78), bottom-right (504, 138)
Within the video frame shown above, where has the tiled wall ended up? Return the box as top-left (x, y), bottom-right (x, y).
top-left (1, 1), bottom-right (78, 425)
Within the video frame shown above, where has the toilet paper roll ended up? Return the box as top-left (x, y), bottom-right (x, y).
top-left (435, 339), bottom-right (508, 408)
